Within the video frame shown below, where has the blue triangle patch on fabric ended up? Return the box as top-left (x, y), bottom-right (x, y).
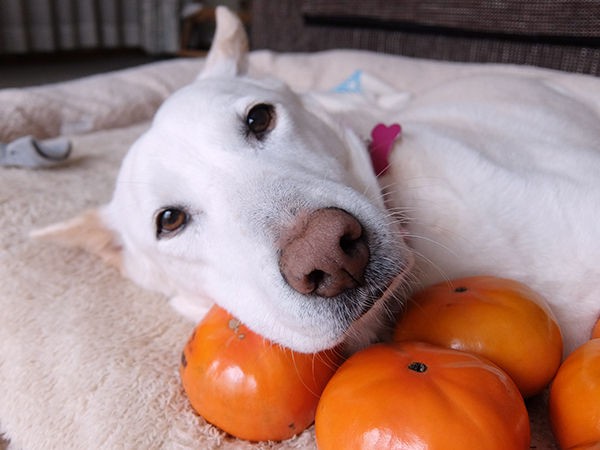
top-left (331, 70), bottom-right (363, 93)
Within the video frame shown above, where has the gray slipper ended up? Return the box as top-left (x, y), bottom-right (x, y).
top-left (0, 135), bottom-right (71, 168)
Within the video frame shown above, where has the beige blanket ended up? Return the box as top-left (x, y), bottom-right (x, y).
top-left (5, 48), bottom-right (596, 449)
top-left (0, 59), bottom-right (201, 142)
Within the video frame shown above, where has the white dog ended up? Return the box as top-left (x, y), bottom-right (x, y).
top-left (39, 8), bottom-right (600, 356)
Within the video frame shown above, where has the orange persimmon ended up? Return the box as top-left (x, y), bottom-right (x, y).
top-left (565, 444), bottom-right (600, 450)
top-left (549, 338), bottom-right (600, 450)
top-left (180, 305), bottom-right (342, 441)
top-left (315, 341), bottom-right (530, 450)
top-left (393, 276), bottom-right (563, 397)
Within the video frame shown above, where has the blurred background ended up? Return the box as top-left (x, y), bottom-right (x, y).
top-left (3, 0), bottom-right (598, 88)
top-left (0, 0), bottom-right (251, 87)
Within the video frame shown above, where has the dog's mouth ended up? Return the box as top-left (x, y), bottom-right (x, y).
top-left (335, 254), bottom-right (414, 354)
top-left (374, 265), bottom-right (412, 307)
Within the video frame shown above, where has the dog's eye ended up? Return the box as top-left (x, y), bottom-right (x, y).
top-left (156, 208), bottom-right (188, 238)
top-left (246, 103), bottom-right (274, 138)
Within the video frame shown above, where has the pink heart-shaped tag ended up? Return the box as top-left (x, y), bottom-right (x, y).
top-left (369, 123), bottom-right (402, 176)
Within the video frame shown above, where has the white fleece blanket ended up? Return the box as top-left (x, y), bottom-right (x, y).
top-left (4, 49), bottom-right (599, 449)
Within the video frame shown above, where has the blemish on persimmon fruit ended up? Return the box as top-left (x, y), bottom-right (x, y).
top-left (408, 361), bottom-right (428, 373)
top-left (228, 318), bottom-right (246, 339)
top-left (181, 351), bottom-right (188, 368)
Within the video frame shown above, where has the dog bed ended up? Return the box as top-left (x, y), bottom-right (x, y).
top-left (3, 48), bottom-right (599, 449)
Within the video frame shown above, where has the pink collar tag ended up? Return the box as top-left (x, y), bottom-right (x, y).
top-left (368, 123), bottom-right (402, 176)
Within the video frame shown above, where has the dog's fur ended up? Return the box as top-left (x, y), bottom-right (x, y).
top-left (38, 8), bottom-right (600, 355)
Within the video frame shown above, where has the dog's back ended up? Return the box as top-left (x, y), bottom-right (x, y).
top-left (347, 73), bottom-right (600, 353)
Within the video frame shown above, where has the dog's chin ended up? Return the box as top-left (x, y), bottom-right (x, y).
top-left (339, 267), bottom-right (412, 355)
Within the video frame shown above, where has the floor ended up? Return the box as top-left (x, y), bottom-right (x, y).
top-left (0, 49), bottom-right (169, 88)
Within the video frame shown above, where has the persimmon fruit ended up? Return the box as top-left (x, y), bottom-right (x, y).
top-left (549, 338), bottom-right (600, 450)
top-left (393, 275), bottom-right (563, 397)
top-left (565, 444), bottom-right (600, 450)
top-left (179, 305), bottom-right (342, 441)
top-left (315, 341), bottom-right (530, 450)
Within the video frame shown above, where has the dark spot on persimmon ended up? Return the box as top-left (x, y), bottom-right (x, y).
top-left (181, 351), bottom-right (187, 368)
top-left (229, 318), bottom-right (241, 331)
top-left (454, 286), bottom-right (468, 293)
top-left (228, 318), bottom-right (246, 339)
top-left (408, 361), bottom-right (428, 373)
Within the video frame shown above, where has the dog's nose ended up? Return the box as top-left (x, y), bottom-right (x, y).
top-left (278, 208), bottom-right (370, 297)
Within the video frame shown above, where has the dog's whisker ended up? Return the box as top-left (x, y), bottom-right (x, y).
top-left (287, 348), bottom-right (323, 397)
top-left (406, 248), bottom-right (453, 287)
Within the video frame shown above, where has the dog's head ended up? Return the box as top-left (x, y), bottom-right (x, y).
top-left (37, 8), bottom-right (413, 353)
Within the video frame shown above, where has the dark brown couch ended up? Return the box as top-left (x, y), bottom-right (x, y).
top-left (251, 0), bottom-right (600, 76)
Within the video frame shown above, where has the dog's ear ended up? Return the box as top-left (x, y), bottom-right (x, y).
top-left (198, 6), bottom-right (248, 79)
top-left (31, 208), bottom-right (123, 270)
